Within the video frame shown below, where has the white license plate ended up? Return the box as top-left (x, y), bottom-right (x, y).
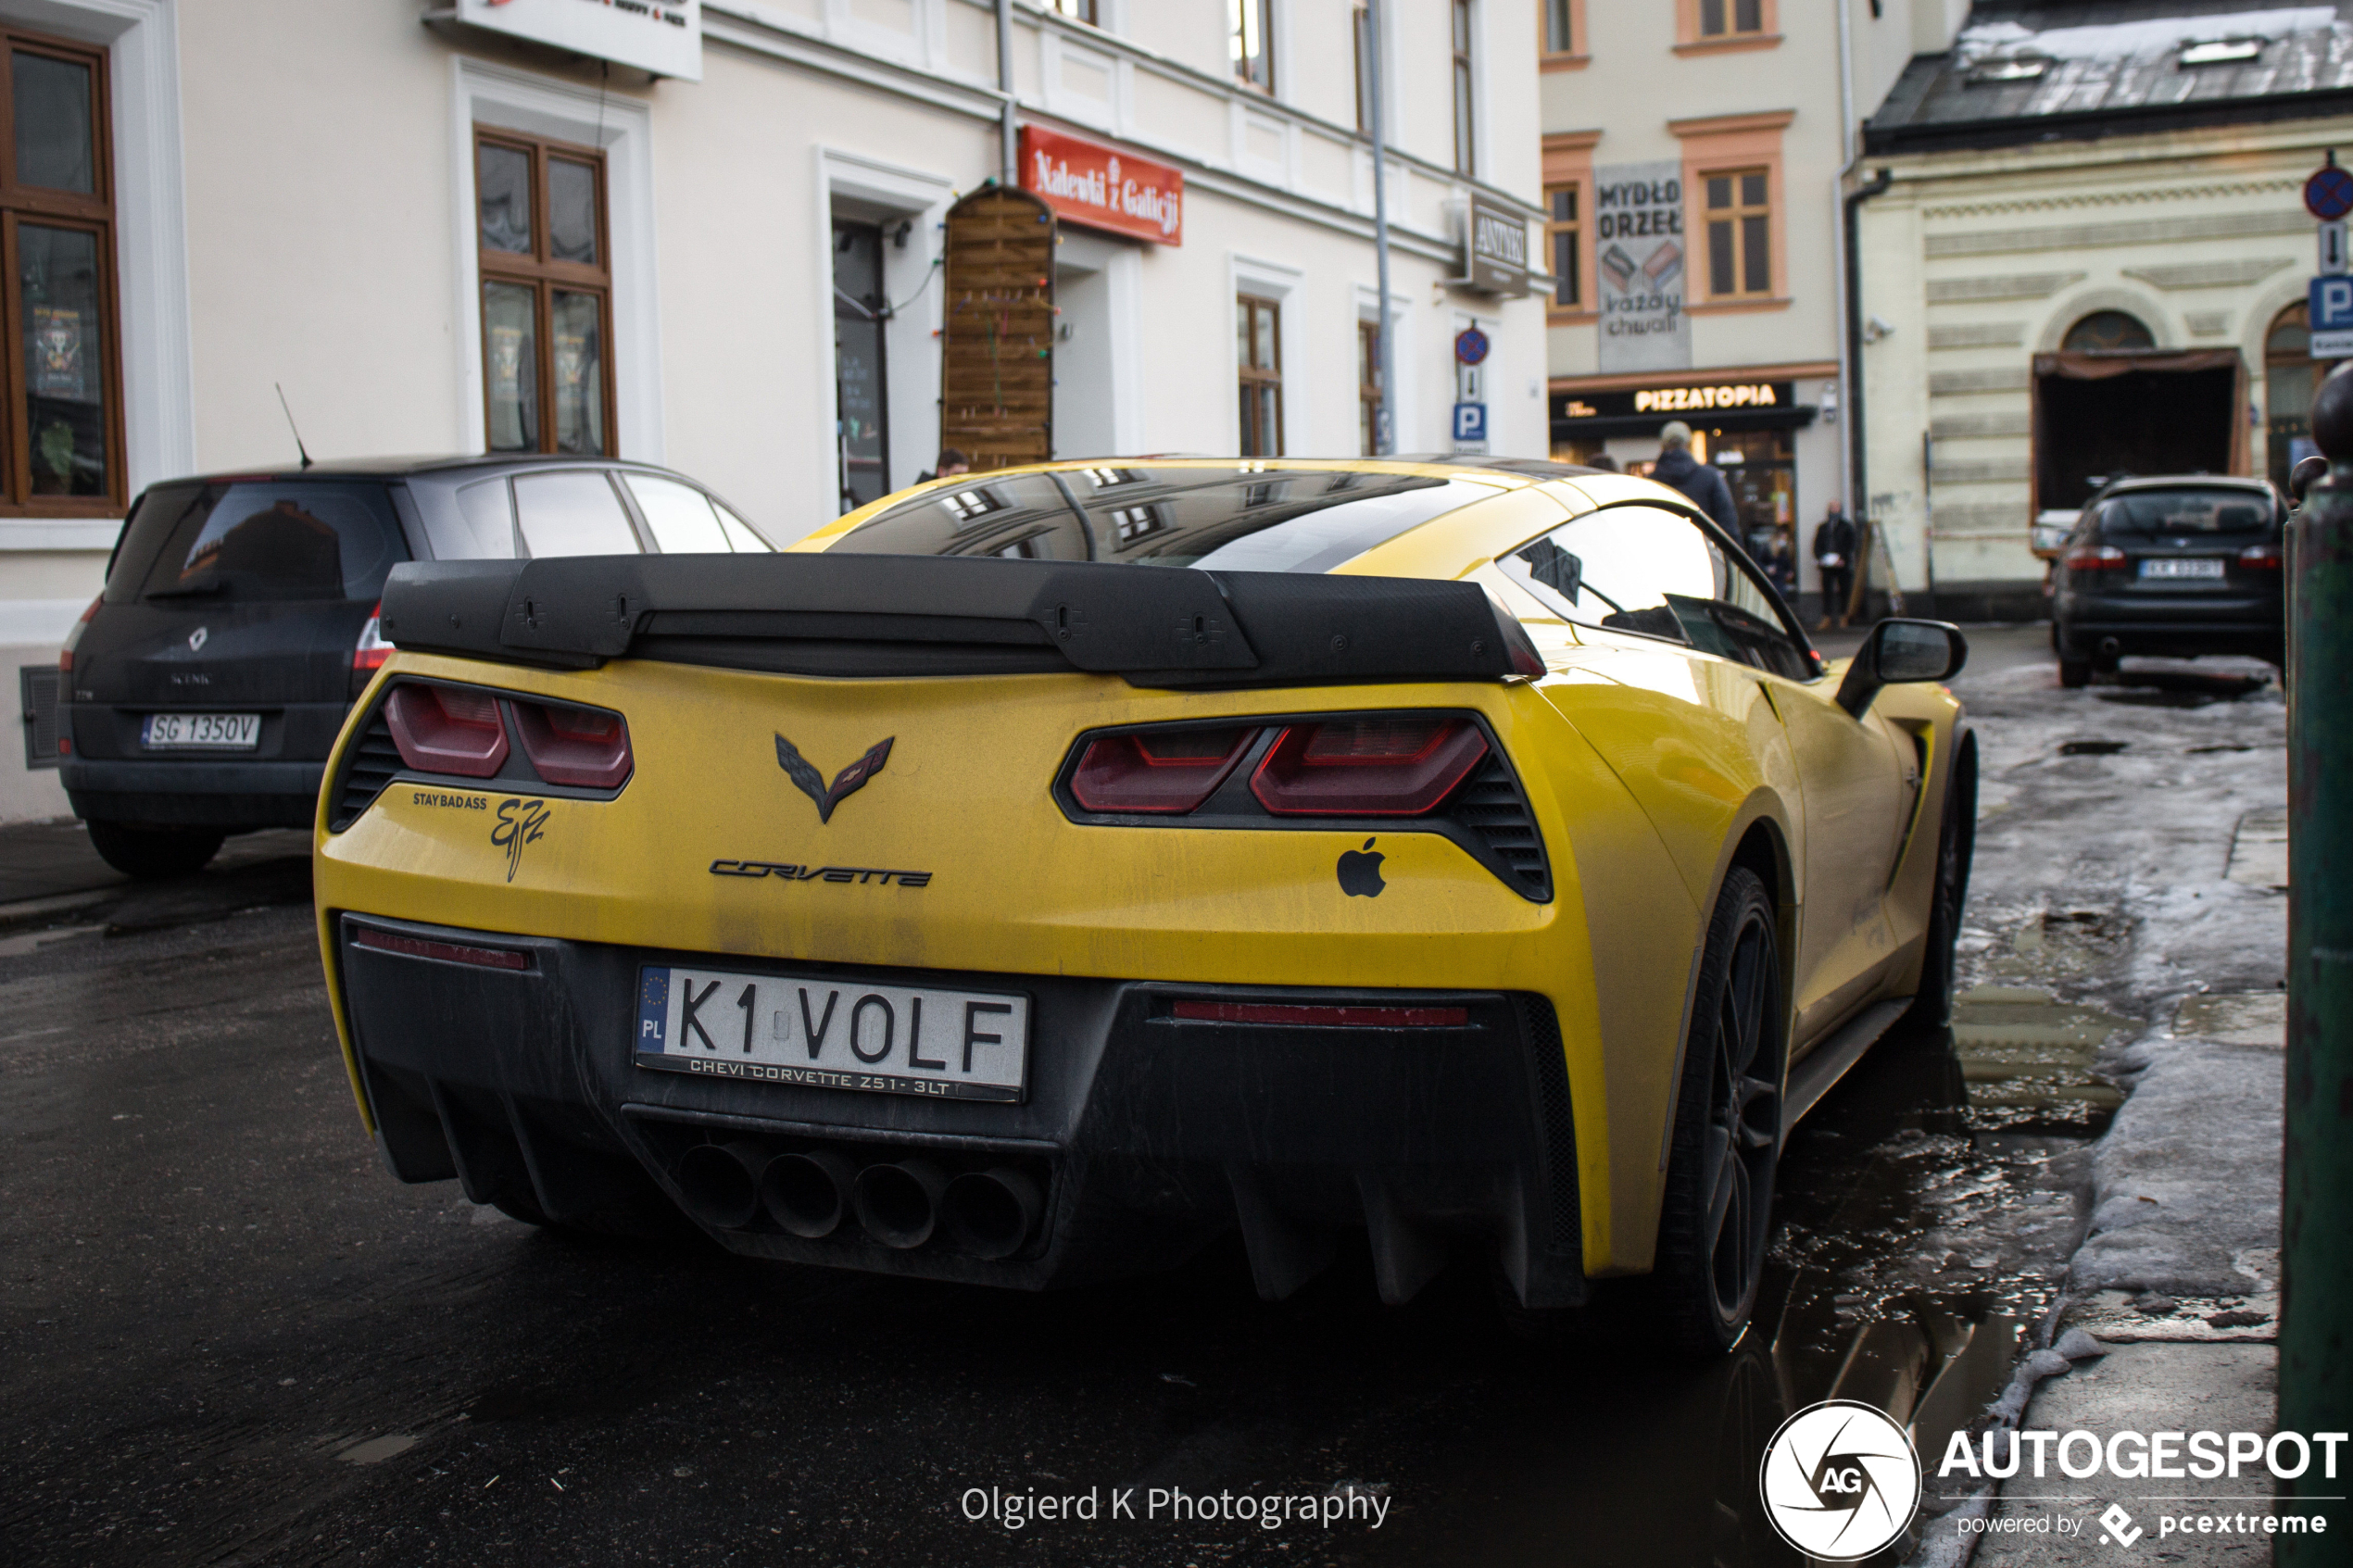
top-left (633, 965), bottom-right (1029, 1103)
top-left (142, 712), bottom-right (260, 748)
top-left (2139, 558), bottom-right (2225, 580)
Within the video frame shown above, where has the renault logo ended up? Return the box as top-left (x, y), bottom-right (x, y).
top-left (187, 626), bottom-right (208, 653)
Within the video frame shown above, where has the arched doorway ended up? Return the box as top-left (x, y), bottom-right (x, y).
top-left (2061, 310), bottom-right (2156, 353)
top-left (2267, 303), bottom-right (2319, 490)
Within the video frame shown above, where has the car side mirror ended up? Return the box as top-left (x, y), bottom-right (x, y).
top-left (1836, 618), bottom-right (1968, 717)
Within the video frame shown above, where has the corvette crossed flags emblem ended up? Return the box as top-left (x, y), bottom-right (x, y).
top-left (774, 734), bottom-right (894, 823)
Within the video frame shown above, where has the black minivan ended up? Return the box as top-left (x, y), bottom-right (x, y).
top-left (57, 456), bottom-right (773, 877)
top-left (2049, 474), bottom-right (2286, 688)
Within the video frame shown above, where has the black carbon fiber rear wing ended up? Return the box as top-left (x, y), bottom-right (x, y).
top-left (376, 554), bottom-right (1534, 688)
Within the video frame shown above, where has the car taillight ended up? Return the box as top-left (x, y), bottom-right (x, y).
top-left (511, 699), bottom-right (633, 788)
top-left (351, 601), bottom-right (393, 696)
top-left (384, 684), bottom-right (510, 777)
top-left (2239, 544), bottom-right (2284, 571)
top-left (1172, 998), bottom-right (1468, 1027)
top-left (1250, 717), bottom-right (1489, 816)
top-left (58, 595), bottom-right (100, 674)
top-left (1070, 726), bottom-right (1253, 813)
top-left (2064, 544), bottom-right (2127, 571)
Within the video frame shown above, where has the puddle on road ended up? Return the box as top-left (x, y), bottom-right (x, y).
top-left (1952, 986), bottom-right (2130, 1130)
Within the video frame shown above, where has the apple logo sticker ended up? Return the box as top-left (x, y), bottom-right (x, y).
top-left (1337, 837), bottom-right (1386, 897)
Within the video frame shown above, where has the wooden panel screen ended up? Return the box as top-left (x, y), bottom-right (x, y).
top-left (939, 185), bottom-right (1054, 471)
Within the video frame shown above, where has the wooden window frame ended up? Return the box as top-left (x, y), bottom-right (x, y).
top-left (2, 26), bottom-right (123, 516)
top-left (1669, 111), bottom-right (1791, 314)
top-left (473, 127), bottom-right (618, 458)
top-left (1353, 2), bottom-right (1372, 134)
top-left (1358, 318), bottom-right (1382, 456)
top-left (1451, 0), bottom-right (1477, 177)
top-left (1230, 0), bottom-right (1275, 94)
top-left (1540, 0), bottom-right (1588, 70)
top-left (1543, 183), bottom-right (1583, 313)
top-left (1701, 166), bottom-right (1773, 301)
top-left (1237, 295), bottom-right (1284, 458)
top-left (1673, 0), bottom-right (1779, 55)
top-left (1541, 130), bottom-right (1599, 322)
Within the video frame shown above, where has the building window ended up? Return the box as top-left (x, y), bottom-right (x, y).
top-left (1451, 0), bottom-right (1477, 176)
top-left (1049, 0), bottom-right (1099, 21)
top-left (1700, 0), bottom-right (1764, 36)
top-left (6, 27), bottom-right (120, 512)
top-left (1704, 169), bottom-right (1770, 298)
top-left (1230, 0), bottom-right (1273, 93)
top-left (1237, 295), bottom-right (1283, 457)
top-left (2062, 310), bottom-right (2155, 352)
top-left (1358, 320), bottom-right (1383, 456)
top-left (833, 219), bottom-right (890, 511)
top-left (1545, 184), bottom-right (1581, 309)
top-left (476, 130), bottom-right (614, 456)
top-left (1542, 0), bottom-right (1572, 53)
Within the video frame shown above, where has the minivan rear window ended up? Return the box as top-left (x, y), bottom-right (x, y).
top-left (126, 482), bottom-right (407, 603)
top-left (2096, 489), bottom-right (2280, 537)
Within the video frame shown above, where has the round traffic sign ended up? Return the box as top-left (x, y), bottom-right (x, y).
top-left (2308, 164), bottom-right (2353, 220)
top-left (1453, 326), bottom-right (1491, 366)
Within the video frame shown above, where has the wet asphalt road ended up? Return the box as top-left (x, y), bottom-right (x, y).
top-left (0, 627), bottom-right (2287, 1568)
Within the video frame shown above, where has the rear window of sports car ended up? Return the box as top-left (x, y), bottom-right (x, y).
top-left (829, 467), bottom-right (1504, 572)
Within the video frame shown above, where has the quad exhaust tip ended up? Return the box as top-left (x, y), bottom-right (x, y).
top-left (852, 1158), bottom-right (950, 1249)
top-left (939, 1167), bottom-right (1044, 1261)
top-left (674, 1140), bottom-right (766, 1229)
top-left (761, 1150), bottom-right (854, 1238)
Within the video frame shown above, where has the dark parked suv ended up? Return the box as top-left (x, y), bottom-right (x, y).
top-left (57, 456), bottom-right (772, 878)
top-left (2050, 475), bottom-right (2285, 688)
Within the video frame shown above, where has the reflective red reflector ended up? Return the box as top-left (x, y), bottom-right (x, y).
top-left (1251, 718), bottom-right (1487, 815)
top-left (2239, 544), bottom-right (2283, 570)
top-left (384, 684), bottom-right (509, 777)
top-left (1172, 999), bottom-right (1469, 1028)
top-left (1070, 726), bottom-right (1253, 813)
top-left (353, 926), bottom-right (532, 971)
top-left (511, 699), bottom-right (633, 788)
top-left (353, 600), bottom-right (393, 672)
top-left (58, 594), bottom-right (100, 674)
top-left (2065, 544), bottom-right (2127, 571)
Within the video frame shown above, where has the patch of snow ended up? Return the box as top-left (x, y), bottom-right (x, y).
top-left (1956, 6), bottom-right (2339, 63)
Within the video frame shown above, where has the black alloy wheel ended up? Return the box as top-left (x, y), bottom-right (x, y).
top-left (1650, 866), bottom-right (1784, 1357)
top-left (84, 820), bottom-right (225, 880)
top-left (2057, 655), bottom-right (2093, 689)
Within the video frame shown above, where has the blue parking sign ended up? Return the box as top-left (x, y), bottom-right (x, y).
top-left (1453, 402), bottom-right (1488, 442)
top-left (2312, 276), bottom-right (2353, 358)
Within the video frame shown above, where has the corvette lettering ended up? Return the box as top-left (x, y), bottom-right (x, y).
top-left (710, 859), bottom-right (932, 887)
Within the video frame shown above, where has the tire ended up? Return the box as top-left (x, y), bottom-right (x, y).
top-left (2057, 657), bottom-right (2093, 689)
top-left (1647, 866), bottom-right (1784, 1358)
top-left (1902, 733), bottom-right (1977, 1033)
top-left (84, 819), bottom-right (225, 880)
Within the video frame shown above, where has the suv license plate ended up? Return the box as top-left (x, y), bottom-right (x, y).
top-left (633, 965), bottom-right (1030, 1102)
top-left (2140, 558), bottom-right (2225, 580)
top-left (142, 712), bottom-right (261, 748)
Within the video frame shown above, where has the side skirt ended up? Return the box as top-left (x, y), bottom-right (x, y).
top-left (1782, 999), bottom-right (1911, 1132)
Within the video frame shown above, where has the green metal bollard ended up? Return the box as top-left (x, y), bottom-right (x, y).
top-left (2282, 367), bottom-right (2353, 1559)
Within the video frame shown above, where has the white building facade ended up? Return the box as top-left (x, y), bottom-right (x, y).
top-left (1, 0), bottom-right (1548, 822)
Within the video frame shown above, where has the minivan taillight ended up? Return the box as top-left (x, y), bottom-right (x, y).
top-left (511, 699), bottom-right (633, 789)
top-left (58, 595), bottom-right (100, 674)
top-left (1250, 718), bottom-right (1489, 816)
top-left (2239, 544), bottom-right (2284, 571)
top-left (1069, 726), bottom-right (1253, 813)
top-left (2064, 544), bottom-right (2127, 571)
top-left (351, 601), bottom-right (393, 696)
top-left (384, 684), bottom-right (509, 777)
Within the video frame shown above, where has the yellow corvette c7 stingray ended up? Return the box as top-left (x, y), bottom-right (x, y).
top-left (315, 458), bottom-right (1974, 1354)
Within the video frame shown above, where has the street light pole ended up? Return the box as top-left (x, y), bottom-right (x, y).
top-left (2281, 364), bottom-right (2353, 1562)
top-left (1367, 0), bottom-right (1396, 456)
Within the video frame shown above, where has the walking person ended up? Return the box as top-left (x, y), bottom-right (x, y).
top-left (1813, 504), bottom-right (1857, 630)
top-left (1649, 420), bottom-right (1737, 536)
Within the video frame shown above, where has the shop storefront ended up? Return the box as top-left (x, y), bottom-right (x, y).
top-left (1550, 376), bottom-right (1818, 594)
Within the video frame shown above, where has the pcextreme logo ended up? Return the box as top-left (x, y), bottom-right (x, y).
top-left (1758, 1400), bottom-right (1923, 1561)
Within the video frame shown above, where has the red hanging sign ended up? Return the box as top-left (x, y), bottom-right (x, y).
top-left (1018, 125), bottom-right (1183, 246)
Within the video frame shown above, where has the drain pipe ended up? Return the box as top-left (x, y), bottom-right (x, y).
top-left (994, 0), bottom-right (1016, 184)
top-left (1844, 166), bottom-right (1894, 618)
top-left (1367, 0), bottom-right (1396, 455)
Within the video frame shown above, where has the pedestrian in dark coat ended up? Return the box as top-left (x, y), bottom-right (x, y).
top-left (1649, 420), bottom-right (1738, 536)
top-left (1814, 505), bottom-right (1858, 629)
